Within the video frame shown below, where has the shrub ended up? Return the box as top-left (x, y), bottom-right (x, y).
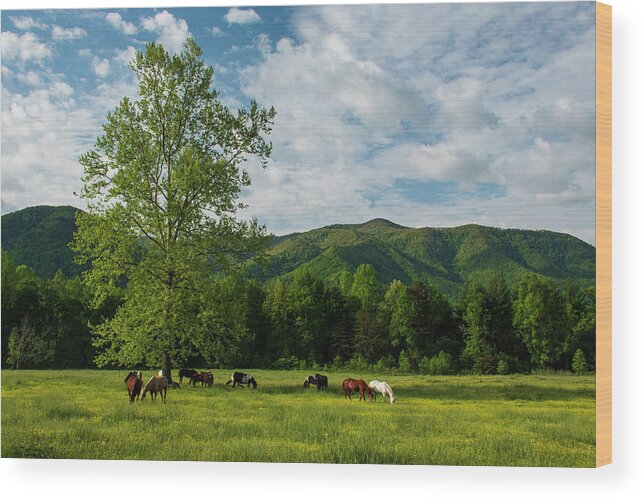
top-left (398, 350), bottom-right (412, 373)
top-left (331, 355), bottom-right (344, 371)
top-left (419, 356), bottom-right (431, 374)
top-left (346, 353), bottom-right (370, 372)
top-left (496, 359), bottom-right (509, 375)
top-left (272, 356), bottom-right (300, 370)
top-left (427, 351), bottom-right (453, 375)
top-left (572, 349), bottom-right (588, 375)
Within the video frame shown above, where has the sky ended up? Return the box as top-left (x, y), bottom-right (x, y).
top-left (0, 2), bottom-right (597, 243)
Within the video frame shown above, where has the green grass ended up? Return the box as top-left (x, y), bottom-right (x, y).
top-left (1, 369), bottom-right (595, 466)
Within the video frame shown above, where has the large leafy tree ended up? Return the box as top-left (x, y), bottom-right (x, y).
top-left (72, 40), bottom-right (276, 380)
top-left (513, 274), bottom-right (567, 369)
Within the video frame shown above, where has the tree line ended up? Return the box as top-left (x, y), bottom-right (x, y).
top-left (2, 251), bottom-right (595, 375)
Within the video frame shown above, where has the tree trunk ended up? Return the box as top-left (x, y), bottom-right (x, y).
top-left (162, 352), bottom-right (173, 384)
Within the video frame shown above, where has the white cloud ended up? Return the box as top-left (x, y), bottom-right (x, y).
top-left (140, 10), bottom-right (190, 54)
top-left (113, 46), bottom-right (138, 67)
top-left (106, 12), bottom-right (137, 35)
top-left (210, 26), bottom-right (224, 36)
top-left (1, 31), bottom-right (51, 63)
top-left (1, 81), bottom-right (89, 214)
top-left (51, 25), bottom-right (87, 41)
top-left (1, 70), bottom-right (138, 216)
top-left (238, 3), bottom-right (597, 243)
top-left (78, 48), bottom-right (92, 57)
top-left (11, 16), bottom-right (47, 30)
top-left (91, 57), bottom-right (110, 78)
top-left (224, 8), bottom-right (261, 25)
top-left (16, 71), bottom-right (44, 87)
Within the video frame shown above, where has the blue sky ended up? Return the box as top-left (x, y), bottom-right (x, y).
top-left (1, 2), bottom-right (597, 243)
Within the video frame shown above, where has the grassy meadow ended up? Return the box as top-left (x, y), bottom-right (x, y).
top-left (1, 369), bottom-right (595, 467)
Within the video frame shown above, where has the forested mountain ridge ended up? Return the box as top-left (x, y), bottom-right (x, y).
top-left (252, 217), bottom-right (595, 298)
top-left (1, 205), bottom-right (85, 279)
top-left (1, 206), bottom-right (595, 297)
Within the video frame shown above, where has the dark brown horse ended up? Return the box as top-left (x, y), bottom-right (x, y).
top-left (190, 371), bottom-right (214, 387)
top-left (178, 368), bottom-right (198, 385)
top-left (124, 371), bottom-right (143, 402)
top-left (342, 378), bottom-right (373, 401)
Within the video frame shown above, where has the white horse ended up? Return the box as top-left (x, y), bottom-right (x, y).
top-left (368, 380), bottom-right (395, 404)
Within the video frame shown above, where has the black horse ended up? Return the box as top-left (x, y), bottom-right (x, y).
top-left (178, 368), bottom-right (198, 385)
top-left (303, 373), bottom-right (328, 391)
top-left (226, 372), bottom-right (257, 388)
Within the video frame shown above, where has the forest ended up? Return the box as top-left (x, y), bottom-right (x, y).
top-left (1, 249), bottom-right (595, 375)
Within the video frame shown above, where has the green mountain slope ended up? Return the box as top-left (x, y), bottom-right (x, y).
top-left (1, 206), bottom-right (595, 297)
top-left (252, 218), bottom-right (596, 298)
top-left (1, 205), bottom-right (84, 278)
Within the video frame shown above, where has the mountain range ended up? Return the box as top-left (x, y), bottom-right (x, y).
top-left (1, 206), bottom-right (595, 298)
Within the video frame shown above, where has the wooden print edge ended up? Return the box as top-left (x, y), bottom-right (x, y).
top-left (595, 1), bottom-right (612, 468)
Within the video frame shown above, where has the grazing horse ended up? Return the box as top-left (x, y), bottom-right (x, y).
top-left (190, 371), bottom-right (214, 388)
top-left (342, 378), bottom-right (373, 401)
top-left (303, 373), bottom-right (328, 391)
top-left (178, 368), bottom-right (198, 385)
top-left (368, 380), bottom-right (395, 404)
top-left (141, 375), bottom-right (168, 403)
top-left (124, 371), bottom-right (143, 402)
top-left (226, 372), bottom-right (257, 388)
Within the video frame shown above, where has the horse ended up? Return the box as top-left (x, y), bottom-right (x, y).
top-left (369, 380), bottom-right (395, 404)
top-left (190, 371), bottom-right (214, 388)
top-left (342, 378), bottom-right (373, 401)
top-left (141, 375), bottom-right (168, 402)
top-left (124, 371), bottom-right (143, 402)
top-left (178, 368), bottom-right (198, 385)
top-left (304, 373), bottom-right (328, 391)
top-left (226, 372), bottom-right (257, 388)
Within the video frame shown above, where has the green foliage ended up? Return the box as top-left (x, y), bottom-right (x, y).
top-left (460, 274), bottom-right (515, 373)
top-left (572, 349), bottom-right (588, 375)
top-left (252, 219), bottom-right (596, 300)
top-left (1, 206), bottom-right (85, 278)
top-left (420, 351), bottom-right (453, 375)
top-left (7, 317), bottom-right (54, 369)
top-left (496, 359), bottom-right (509, 375)
top-left (350, 263), bottom-right (380, 311)
top-left (398, 349), bottom-right (412, 372)
top-left (513, 274), bottom-right (568, 369)
top-left (71, 40), bottom-right (275, 377)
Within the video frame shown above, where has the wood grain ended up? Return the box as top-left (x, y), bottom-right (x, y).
top-left (595, 1), bottom-right (612, 468)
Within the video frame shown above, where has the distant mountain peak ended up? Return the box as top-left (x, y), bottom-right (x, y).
top-left (358, 218), bottom-right (406, 229)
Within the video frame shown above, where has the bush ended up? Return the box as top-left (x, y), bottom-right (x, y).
top-left (496, 359), bottom-right (509, 375)
top-left (427, 351), bottom-right (453, 375)
top-left (272, 356), bottom-right (301, 370)
top-left (398, 350), bottom-right (412, 373)
top-left (330, 355), bottom-right (344, 371)
top-left (346, 353), bottom-right (370, 372)
top-left (572, 349), bottom-right (588, 375)
top-left (419, 356), bottom-right (431, 374)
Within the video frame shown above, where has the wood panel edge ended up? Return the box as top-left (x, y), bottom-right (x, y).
top-left (595, 1), bottom-right (612, 468)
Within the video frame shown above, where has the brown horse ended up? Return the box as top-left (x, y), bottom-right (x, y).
top-left (190, 371), bottom-right (214, 388)
top-left (124, 371), bottom-right (143, 402)
top-left (342, 378), bottom-right (373, 401)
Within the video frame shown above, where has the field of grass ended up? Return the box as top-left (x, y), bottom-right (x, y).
top-left (1, 369), bottom-right (595, 466)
